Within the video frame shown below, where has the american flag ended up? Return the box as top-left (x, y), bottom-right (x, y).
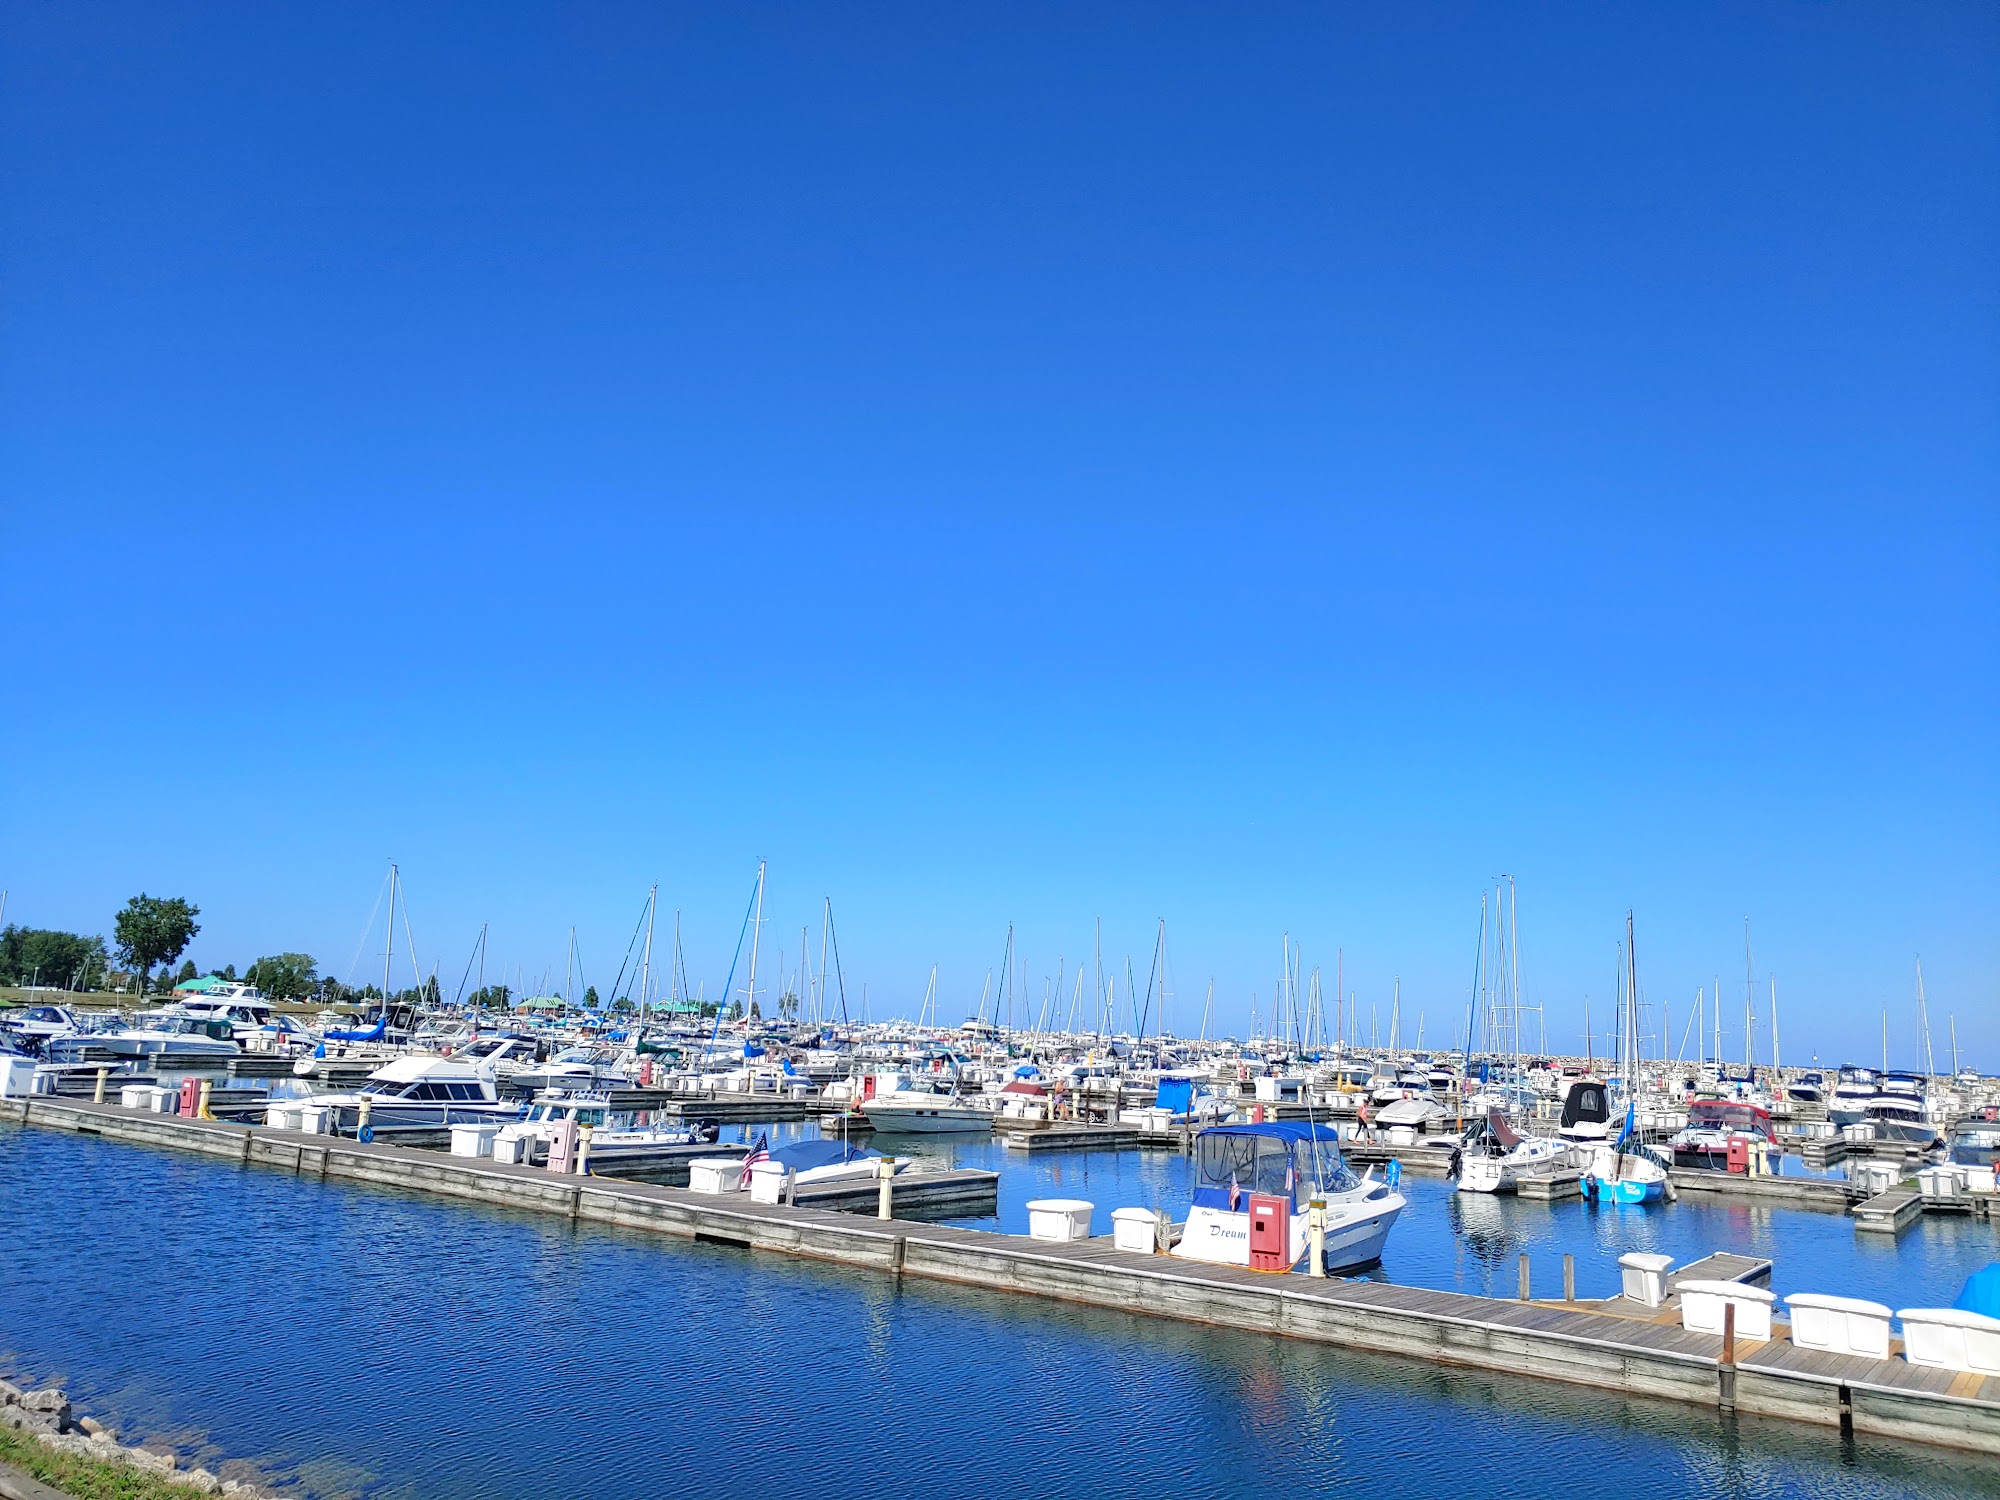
top-left (738, 1131), bottom-right (771, 1188)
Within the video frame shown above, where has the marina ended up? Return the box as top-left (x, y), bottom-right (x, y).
top-left (4, 1092), bottom-right (1996, 1464)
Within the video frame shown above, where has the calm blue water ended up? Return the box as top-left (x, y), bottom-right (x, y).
top-left (728, 1121), bottom-right (1994, 1310)
top-left (2, 1124), bottom-right (1996, 1499)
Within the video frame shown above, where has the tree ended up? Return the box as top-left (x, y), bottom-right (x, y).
top-left (466, 984), bottom-right (512, 1010)
top-left (113, 895), bottom-right (200, 996)
top-left (174, 960), bottom-right (199, 986)
top-left (582, 984), bottom-right (599, 1009)
top-left (0, 926), bottom-right (110, 991)
top-left (245, 953), bottom-right (318, 1002)
top-left (611, 996), bottom-right (635, 1015)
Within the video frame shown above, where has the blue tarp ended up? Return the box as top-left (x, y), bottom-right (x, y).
top-left (324, 1016), bottom-right (387, 1043)
top-left (1155, 1077), bottom-right (1195, 1115)
top-left (1013, 1064), bottom-right (1041, 1079)
top-left (1955, 1263), bottom-right (2000, 1318)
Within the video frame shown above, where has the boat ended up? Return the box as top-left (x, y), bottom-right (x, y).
top-left (51, 1012), bottom-right (241, 1062)
top-left (860, 1075), bottom-right (994, 1134)
top-left (1669, 1100), bottom-right (1775, 1169)
top-left (1581, 1102), bottom-right (1671, 1204)
top-left (1828, 1065), bottom-right (1881, 1127)
top-left (500, 1094), bottom-right (718, 1162)
top-left (1858, 1095), bottom-right (1942, 1149)
top-left (1171, 1121), bottom-right (1403, 1274)
top-left (1786, 1071), bottom-right (1825, 1105)
top-left (1118, 1072), bottom-right (1236, 1131)
top-left (296, 1055), bottom-right (522, 1131)
top-left (1452, 1108), bottom-right (1572, 1194)
top-left (1556, 1078), bottom-right (1612, 1146)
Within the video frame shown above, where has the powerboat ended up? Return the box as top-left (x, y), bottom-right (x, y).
top-left (53, 1012), bottom-right (241, 1062)
top-left (861, 1078), bottom-right (994, 1134)
top-left (1786, 1071), bottom-right (1825, 1105)
top-left (1173, 1122), bottom-right (1403, 1274)
top-left (1669, 1100), bottom-right (1775, 1170)
top-left (500, 1094), bottom-right (718, 1162)
top-left (1452, 1108), bottom-right (1572, 1194)
top-left (1828, 1065), bottom-right (1880, 1127)
top-left (1556, 1078), bottom-right (1613, 1146)
top-left (1858, 1096), bottom-right (1942, 1149)
top-left (296, 1056), bottom-right (521, 1132)
top-left (1119, 1072), bottom-right (1236, 1131)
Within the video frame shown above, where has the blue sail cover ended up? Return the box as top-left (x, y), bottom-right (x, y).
top-left (324, 1016), bottom-right (387, 1043)
top-left (1956, 1263), bottom-right (2000, 1318)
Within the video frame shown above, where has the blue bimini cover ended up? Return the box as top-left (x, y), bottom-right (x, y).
top-left (771, 1140), bottom-right (872, 1173)
top-left (1155, 1077), bottom-right (1195, 1115)
top-left (1955, 1263), bottom-right (2000, 1318)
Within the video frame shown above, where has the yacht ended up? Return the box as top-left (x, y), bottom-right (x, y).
top-left (1859, 1095), bottom-right (1941, 1149)
top-left (1668, 1100), bottom-right (1775, 1170)
top-left (861, 1077), bottom-right (994, 1134)
top-left (1828, 1065), bottom-right (1881, 1127)
top-left (297, 1056), bottom-right (521, 1131)
top-left (1555, 1078), bottom-right (1612, 1145)
top-left (51, 1012), bottom-right (240, 1062)
top-left (1785, 1071), bottom-right (1825, 1105)
top-left (500, 1094), bottom-right (718, 1162)
top-left (0, 1005), bottom-right (86, 1051)
top-left (1172, 1121), bottom-right (1403, 1273)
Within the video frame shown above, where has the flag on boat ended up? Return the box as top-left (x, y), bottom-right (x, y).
top-left (739, 1132), bottom-right (771, 1187)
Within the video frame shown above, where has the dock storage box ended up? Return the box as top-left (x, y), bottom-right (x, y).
top-left (0, 1057), bottom-right (36, 1099)
top-left (1111, 1207), bottom-right (1159, 1254)
top-left (294, 1105), bottom-right (330, 1135)
top-left (1025, 1198), bottom-right (1094, 1242)
top-left (1678, 1280), bottom-right (1776, 1340)
top-left (1786, 1294), bottom-right (1893, 1359)
top-left (1617, 1252), bottom-right (1674, 1309)
top-left (1897, 1308), bottom-right (2000, 1374)
top-left (747, 1161), bottom-right (791, 1204)
top-left (263, 1103), bottom-right (300, 1130)
top-left (450, 1123), bottom-right (501, 1158)
top-left (688, 1158), bottom-right (746, 1195)
top-left (1916, 1165), bottom-right (1968, 1199)
top-left (1850, 1160), bottom-right (1901, 1194)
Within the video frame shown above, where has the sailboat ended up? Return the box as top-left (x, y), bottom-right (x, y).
top-left (1580, 912), bottom-right (1671, 1205)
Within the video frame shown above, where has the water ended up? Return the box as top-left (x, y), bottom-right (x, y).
top-left (721, 1121), bottom-right (1994, 1308)
top-left (3, 1124), bottom-right (1996, 1499)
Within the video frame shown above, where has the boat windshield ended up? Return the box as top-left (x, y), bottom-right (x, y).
top-left (1195, 1133), bottom-right (1294, 1201)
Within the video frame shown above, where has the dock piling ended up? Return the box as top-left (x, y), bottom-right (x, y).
top-left (1308, 1198), bottom-right (1326, 1278)
top-left (1518, 1253), bottom-right (1530, 1302)
top-left (1562, 1252), bottom-right (1574, 1303)
top-left (93, 1068), bottom-right (108, 1105)
top-left (877, 1156), bottom-right (894, 1220)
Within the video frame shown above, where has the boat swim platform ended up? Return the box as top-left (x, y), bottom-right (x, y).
top-left (5, 1096), bottom-right (1996, 1456)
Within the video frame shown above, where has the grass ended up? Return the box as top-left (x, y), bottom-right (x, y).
top-left (0, 1425), bottom-right (202, 1500)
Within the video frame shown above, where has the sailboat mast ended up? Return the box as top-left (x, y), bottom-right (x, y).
top-left (743, 860), bottom-right (766, 1021)
top-left (1770, 976), bottom-right (1781, 1074)
top-left (382, 863), bottom-right (398, 1006)
top-left (637, 885), bottom-right (657, 1027)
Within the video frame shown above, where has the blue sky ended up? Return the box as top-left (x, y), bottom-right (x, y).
top-left (3, 4), bottom-right (1995, 1066)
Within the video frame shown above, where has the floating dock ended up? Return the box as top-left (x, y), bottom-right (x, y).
top-left (4, 1095), bottom-right (1995, 1456)
top-left (998, 1122), bottom-right (1140, 1152)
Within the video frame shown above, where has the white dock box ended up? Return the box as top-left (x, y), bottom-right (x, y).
top-left (1617, 1252), bottom-right (1674, 1309)
top-left (1786, 1294), bottom-right (1893, 1359)
top-left (1677, 1280), bottom-right (1775, 1341)
top-left (1110, 1207), bottom-right (1159, 1254)
top-left (263, 1103), bottom-right (300, 1130)
top-left (450, 1123), bottom-right (502, 1158)
top-left (0, 1057), bottom-right (36, 1099)
top-left (1850, 1160), bottom-right (1900, 1194)
top-left (1898, 1307), bottom-right (2000, 1374)
top-left (687, 1158), bottom-right (746, 1194)
top-left (294, 1105), bottom-right (330, 1135)
top-left (1916, 1164), bottom-right (1968, 1199)
top-left (1025, 1198), bottom-right (1094, 1242)
top-left (747, 1160), bottom-right (792, 1204)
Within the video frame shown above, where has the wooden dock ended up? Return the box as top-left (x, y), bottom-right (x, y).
top-left (5, 1095), bottom-right (1997, 1456)
top-left (998, 1122), bottom-right (1140, 1152)
top-left (1852, 1188), bottom-right (1925, 1235)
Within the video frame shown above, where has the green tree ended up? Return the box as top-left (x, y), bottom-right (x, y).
top-left (466, 984), bottom-right (512, 1010)
top-left (582, 984), bottom-right (599, 1009)
top-left (245, 953), bottom-right (318, 1002)
top-left (611, 995), bottom-right (634, 1014)
top-left (112, 895), bottom-right (201, 996)
top-left (174, 959), bottom-right (199, 986)
top-left (0, 926), bottom-right (110, 991)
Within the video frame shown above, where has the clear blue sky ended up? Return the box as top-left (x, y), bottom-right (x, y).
top-left (3, 4), bottom-right (1995, 1066)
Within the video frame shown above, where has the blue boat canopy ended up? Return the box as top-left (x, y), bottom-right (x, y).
top-left (1199, 1121), bottom-right (1346, 1146)
top-left (1956, 1263), bottom-right (2000, 1319)
top-left (1155, 1077), bottom-right (1194, 1115)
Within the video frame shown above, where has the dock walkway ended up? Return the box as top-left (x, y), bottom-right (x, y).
top-left (5, 1095), bottom-right (1995, 1456)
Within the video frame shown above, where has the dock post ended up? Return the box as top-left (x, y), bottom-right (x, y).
top-left (1308, 1199), bottom-right (1326, 1277)
top-left (577, 1124), bottom-right (593, 1176)
top-left (357, 1097), bottom-right (372, 1141)
top-left (198, 1079), bottom-right (213, 1120)
top-left (877, 1156), bottom-right (894, 1221)
top-left (93, 1067), bottom-right (108, 1104)
top-left (1518, 1254), bottom-right (1530, 1301)
top-left (1563, 1253), bottom-right (1575, 1303)
top-left (1720, 1300), bottom-right (1738, 1411)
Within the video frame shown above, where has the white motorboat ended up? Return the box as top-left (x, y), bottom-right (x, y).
top-left (295, 1055), bottom-right (521, 1132)
top-left (861, 1078), bottom-right (994, 1134)
top-left (1119, 1072), bottom-right (1236, 1131)
top-left (500, 1094), bottom-right (718, 1161)
top-left (1173, 1122), bottom-right (1403, 1274)
top-left (55, 1012), bottom-right (241, 1062)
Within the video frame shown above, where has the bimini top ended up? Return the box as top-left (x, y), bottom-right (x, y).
top-left (1199, 1121), bottom-right (1347, 1147)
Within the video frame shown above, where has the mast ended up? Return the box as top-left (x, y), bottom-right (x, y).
top-left (564, 925), bottom-right (574, 1008)
top-left (742, 859), bottom-right (766, 1021)
top-left (382, 862), bottom-right (398, 1010)
top-left (1770, 976), bottom-right (1781, 1074)
top-left (1915, 957), bottom-right (1935, 1081)
top-left (637, 884), bottom-right (657, 1027)
top-left (1743, 918), bottom-right (1754, 1072)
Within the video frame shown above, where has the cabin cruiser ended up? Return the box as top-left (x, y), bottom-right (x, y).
top-left (175, 994), bottom-right (274, 1042)
top-left (1856, 1095), bottom-right (1942, 1149)
top-left (1947, 1124), bottom-right (2000, 1168)
top-left (297, 1056), bottom-right (521, 1132)
top-left (1452, 1108), bottom-right (1572, 1194)
top-left (1556, 1078), bottom-right (1613, 1146)
top-left (0, 1005), bottom-right (86, 1052)
top-left (861, 1077), bottom-right (994, 1134)
top-left (498, 1094), bottom-right (718, 1162)
top-left (1828, 1065), bottom-right (1881, 1127)
top-left (1173, 1122), bottom-right (1403, 1273)
top-left (50, 1012), bottom-right (240, 1062)
top-left (1669, 1100), bottom-right (1775, 1170)
top-left (1785, 1071), bottom-right (1825, 1105)
top-left (1372, 1093), bottom-right (1447, 1133)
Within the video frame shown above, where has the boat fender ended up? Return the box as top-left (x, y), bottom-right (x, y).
top-left (357, 1125), bottom-right (374, 1144)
